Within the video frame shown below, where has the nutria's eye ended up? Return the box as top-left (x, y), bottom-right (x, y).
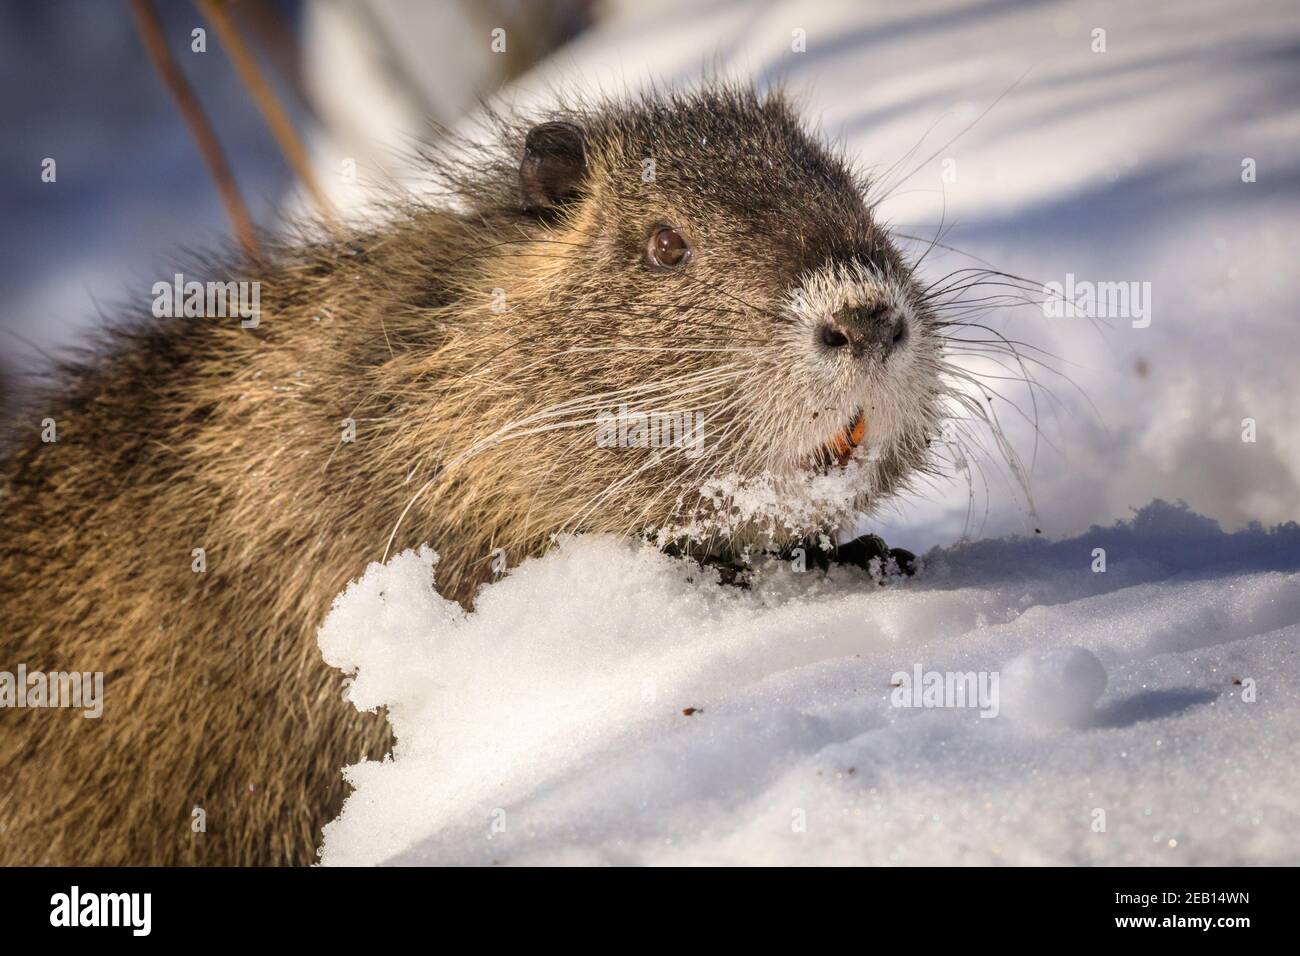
top-left (646, 226), bottom-right (691, 269)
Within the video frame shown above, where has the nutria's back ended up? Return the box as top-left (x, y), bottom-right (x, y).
top-left (0, 86), bottom-right (946, 864)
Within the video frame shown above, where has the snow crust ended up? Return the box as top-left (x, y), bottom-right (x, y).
top-left (318, 501), bottom-right (1300, 866)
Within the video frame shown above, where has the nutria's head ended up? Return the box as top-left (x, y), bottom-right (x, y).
top-left (384, 86), bottom-right (947, 576)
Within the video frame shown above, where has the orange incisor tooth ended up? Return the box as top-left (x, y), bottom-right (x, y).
top-left (830, 414), bottom-right (866, 465)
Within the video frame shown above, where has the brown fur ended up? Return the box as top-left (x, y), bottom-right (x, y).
top-left (0, 86), bottom-right (950, 865)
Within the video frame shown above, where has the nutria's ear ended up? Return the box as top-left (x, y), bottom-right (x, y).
top-left (519, 121), bottom-right (587, 212)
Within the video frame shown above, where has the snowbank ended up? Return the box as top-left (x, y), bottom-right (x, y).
top-left (317, 501), bottom-right (1300, 866)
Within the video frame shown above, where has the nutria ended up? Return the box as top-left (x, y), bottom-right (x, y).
top-left (0, 86), bottom-right (947, 865)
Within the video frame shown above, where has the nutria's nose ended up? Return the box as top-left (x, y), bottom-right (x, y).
top-left (820, 303), bottom-right (907, 359)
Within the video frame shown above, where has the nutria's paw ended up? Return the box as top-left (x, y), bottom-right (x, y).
top-left (662, 542), bottom-right (753, 589)
top-left (832, 534), bottom-right (917, 578)
top-left (888, 547), bottom-right (918, 576)
top-left (693, 553), bottom-right (753, 589)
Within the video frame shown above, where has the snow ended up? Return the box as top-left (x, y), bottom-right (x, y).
top-left (317, 501), bottom-right (1300, 866)
top-left (1000, 646), bottom-right (1108, 729)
